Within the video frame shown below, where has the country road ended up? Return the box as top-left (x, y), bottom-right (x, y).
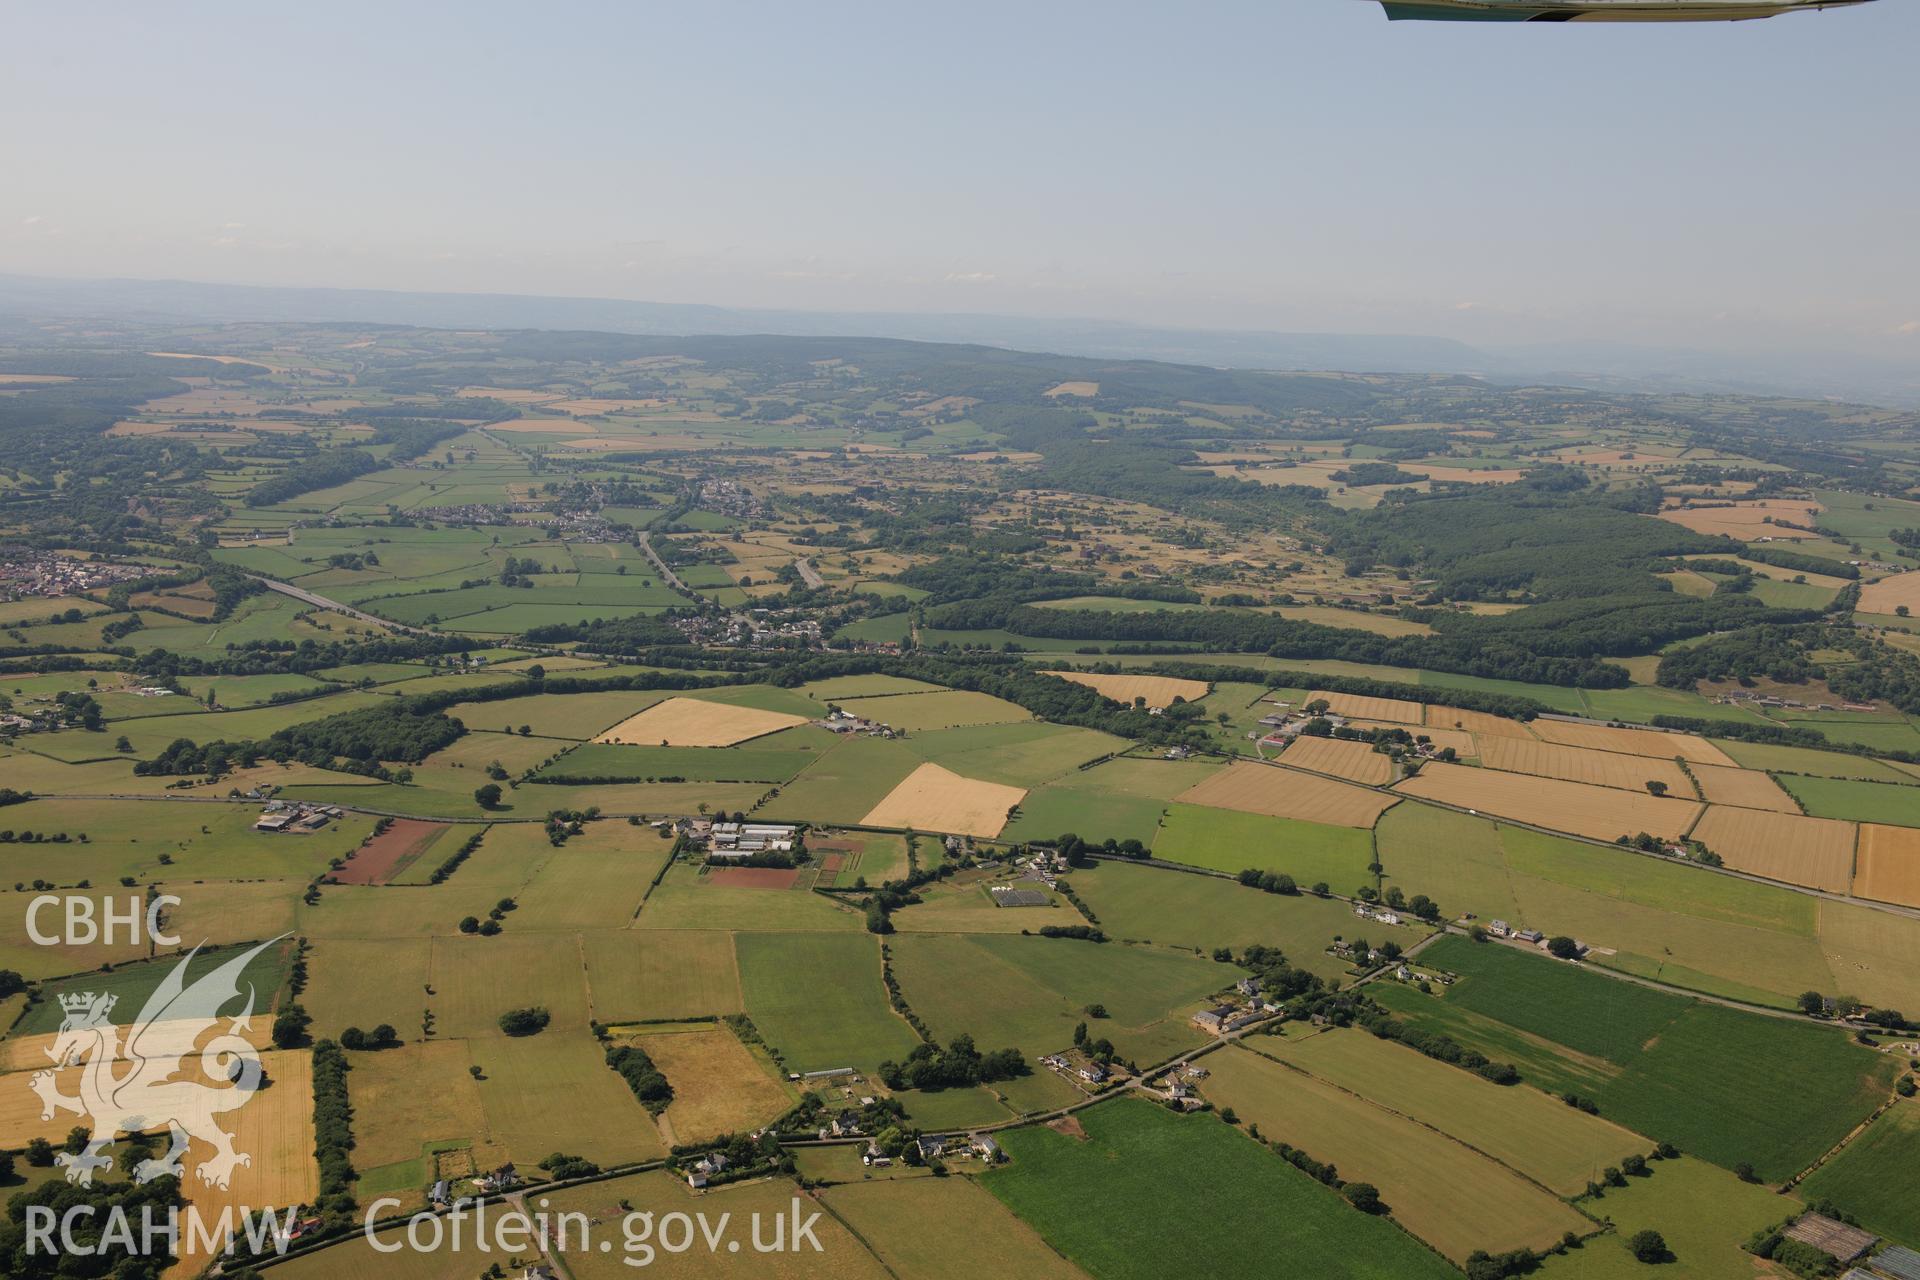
top-left (636, 531), bottom-right (695, 596)
top-left (794, 557), bottom-right (824, 589)
top-left (250, 576), bottom-right (429, 634)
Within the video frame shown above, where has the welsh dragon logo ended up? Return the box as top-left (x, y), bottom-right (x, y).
top-left (31, 936), bottom-right (284, 1189)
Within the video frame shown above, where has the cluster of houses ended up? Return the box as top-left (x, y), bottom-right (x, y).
top-left (1191, 977), bottom-right (1279, 1036)
top-left (0, 549), bottom-right (147, 600)
top-left (911, 1133), bottom-right (1002, 1165)
top-left (697, 479), bottom-right (768, 520)
top-left (700, 820), bottom-right (799, 859)
top-left (1149, 1062), bottom-right (1210, 1110)
top-left (254, 802), bottom-right (343, 833)
top-left (1354, 904), bottom-right (1404, 928)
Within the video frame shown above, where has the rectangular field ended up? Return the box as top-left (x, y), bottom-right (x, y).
top-left (1393, 762), bottom-right (1702, 842)
top-left (1176, 759), bottom-right (1399, 828)
top-left (1852, 823), bottom-right (1920, 909)
top-left (581, 928), bottom-right (744, 1021)
top-left (1278, 735), bottom-right (1394, 785)
top-left (1777, 772), bottom-right (1920, 826)
top-left (735, 931), bottom-right (920, 1072)
top-left (1689, 805), bottom-right (1856, 893)
top-left (469, 1031), bottom-right (666, 1168)
top-left (1477, 736), bottom-right (1693, 795)
top-left (627, 1025), bottom-right (792, 1146)
top-left (821, 1177), bottom-right (1090, 1280)
top-left (1041, 670), bottom-right (1210, 709)
top-left (1527, 719), bottom-right (1735, 766)
top-left (594, 695), bottom-right (811, 746)
top-left (1427, 706), bottom-right (1537, 739)
top-left (1310, 689), bottom-right (1423, 723)
top-left (860, 761), bottom-right (1026, 837)
top-left (1199, 1045), bottom-right (1589, 1262)
top-left (1152, 803), bottom-right (1379, 891)
top-left (1689, 763), bottom-right (1799, 812)
top-left (332, 818), bottom-right (452, 885)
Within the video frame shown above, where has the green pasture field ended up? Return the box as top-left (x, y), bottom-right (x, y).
top-left (1751, 577), bottom-right (1842, 609)
top-left (1797, 1097), bottom-right (1920, 1247)
top-left (534, 738), bottom-right (825, 783)
top-left (833, 613), bottom-right (913, 644)
top-left (173, 671), bottom-right (341, 706)
top-left (635, 862), bottom-right (865, 932)
top-left (891, 1083), bottom-right (1018, 1130)
top-left (757, 736), bottom-right (922, 826)
top-left (300, 936), bottom-right (433, 1038)
top-left (734, 931), bottom-right (920, 1072)
top-left (1029, 595), bottom-right (1209, 613)
top-left (1715, 739), bottom-right (1918, 783)
top-left (983, 1098), bottom-right (1457, 1280)
top-left (0, 597), bottom-right (110, 626)
top-left (1414, 936), bottom-right (1896, 1181)
top-left (891, 933), bottom-right (1230, 1064)
top-left (344, 1039), bottom-right (488, 1170)
top-left (468, 1030), bottom-right (666, 1169)
top-left (1377, 802), bottom-right (1839, 1009)
top-left (0, 796), bottom-right (367, 886)
top-left (508, 828), bottom-right (670, 931)
top-left (888, 874), bottom-right (1074, 934)
top-left (798, 674), bottom-right (947, 699)
top-left (1778, 773), bottom-right (1920, 824)
top-left (13, 938), bottom-right (292, 1036)
top-left (445, 688), bottom-right (670, 738)
top-left (906, 720), bottom-right (1125, 786)
top-left (32, 689), bottom-right (392, 761)
top-left (156, 878), bottom-right (305, 950)
top-left (312, 660), bottom-right (433, 684)
top-left (1258, 1027), bottom-right (1646, 1195)
top-left (830, 689), bottom-right (1032, 731)
top-left (1814, 487), bottom-right (1920, 557)
top-left (917, 628), bottom-right (1091, 652)
top-left (429, 931), bottom-right (595, 1039)
top-left (1066, 860), bottom-right (1386, 980)
top-left (1537, 1157), bottom-right (1797, 1280)
top-left (1000, 754), bottom-right (1222, 846)
top-left (1152, 804), bottom-right (1375, 891)
top-left (795, 1142), bottom-right (933, 1184)
top-left (821, 1177), bottom-right (1091, 1280)
top-left (1200, 1044), bottom-right (1588, 1262)
top-left (580, 929), bottom-right (743, 1021)
top-left (1775, 717), bottom-right (1920, 756)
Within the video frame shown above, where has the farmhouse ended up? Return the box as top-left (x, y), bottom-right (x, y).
top-left (1079, 1062), bottom-right (1110, 1084)
top-left (707, 821), bottom-right (798, 858)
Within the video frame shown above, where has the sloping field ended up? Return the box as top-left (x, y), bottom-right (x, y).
top-left (1394, 762), bottom-right (1702, 842)
top-left (1859, 570), bottom-right (1920, 615)
top-left (593, 695), bottom-right (810, 746)
top-left (1852, 823), bottom-right (1920, 909)
top-left (1279, 735), bottom-right (1395, 785)
top-left (1311, 689), bottom-right (1422, 723)
top-left (1690, 806), bottom-right (1856, 893)
top-left (1529, 719), bottom-right (1735, 766)
top-left (1428, 706), bottom-right (1537, 739)
top-left (1042, 670), bottom-right (1210, 708)
top-left (1478, 736), bottom-right (1692, 795)
top-left (1690, 763), bottom-right (1799, 812)
top-left (861, 761), bottom-right (1027, 837)
top-left (1177, 759), bottom-right (1400, 828)
top-left (1262, 1028), bottom-right (1645, 1196)
top-left (1200, 1046), bottom-right (1589, 1263)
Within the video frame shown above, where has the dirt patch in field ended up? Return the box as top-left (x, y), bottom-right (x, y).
top-left (1279, 736), bottom-right (1395, 786)
top-left (707, 866), bottom-right (803, 889)
top-left (333, 818), bottom-right (451, 885)
top-left (1690, 764), bottom-right (1799, 813)
top-left (1042, 670), bottom-right (1210, 709)
top-left (594, 696), bottom-right (810, 747)
top-left (861, 762), bottom-right (1026, 838)
top-left (1177, 760), bottom-right (1400, 828)
top-left (1393, 762), bottom-right (1702, 842)
top-left (1478, 737), bottom-right (1692, 796)
top-left (1690, 806), bottom-right (1857, 893)
top-left (1853, 824), bottom-right (1920, 909)
top-left (1527, 719), bottom-right (1735, 766)
top-left (1048, 1115), bottom-right (1090, 1139)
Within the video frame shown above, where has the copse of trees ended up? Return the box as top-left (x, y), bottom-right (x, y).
top-left (246, 447), bottom-right (379, 508)
top-left (878, 1033), bottom-right (1026, 1091)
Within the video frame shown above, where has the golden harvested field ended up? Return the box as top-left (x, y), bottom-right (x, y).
top-left (1690, 806), bottom-right (1857, 893)
top-left (1044, 380), bottom-right (1100, 397)
top-left (1177, 760), bottom-right (1401, 828)
top-left (1428, 706), bottom-right (1536, 739)
top-left (594, 696), bottom-right (811, 747)
top-left (1477, 736), bottom-right (1692, 795)
top-left (862, 762), bottom-right (1027, 838)
top-left (1527, 719), bottom-right (1735, 766)
top-left (630, 1027), bottom-right (792, 1146)
top-left (1406, 465), bottom-right (1528, 485)
top-left (1657, 499), bottom-right (1823, 539)
top-left (547, 397), bottom-right (652, 415)
top-left (1393, 762), bottom-right (1702, 842)
top-left (1042, 670), bottom-right (1210, 708)
top-left (1860, 571), bottom-right (1920, 616)
top-left (1851, 824), bottom-right (1920, 909)
top-left (175, 1048), bottom-right (321, 1278)
top-left (1691, 763), bottom-right (1800, 812)
top-left (0, 373), bottom-right (73, 383)
top-left (1280, 736), bottom-right (1395, 785)
top-left (1310, 689), bottom-right (1423, 724)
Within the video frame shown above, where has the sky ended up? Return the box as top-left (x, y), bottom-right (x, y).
top-left (2, 0), bottom-right (1915, 355)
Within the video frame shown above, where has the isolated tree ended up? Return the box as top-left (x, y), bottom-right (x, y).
top-left (1627, 1230), bottom-right (1669, 1263)
top-left (1342, 1182), bottom-right (1385, 1214)
top-left (473, 783), bottom-right (502, 809)
top-left (1797, 991), bottom-right (1827, 1017)
top-left (1645, 780), bottom-right (1668, 797)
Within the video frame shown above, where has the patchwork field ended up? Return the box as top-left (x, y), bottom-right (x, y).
top-left (1200, 1045), bottom-right (1590, 1262)
top-left (1041, 670), bottom-right (1210, 708)
top-left (594, 695), bottom-right (812, 746)
top-left (1394, 762), bottom-right (1702, 841)
top-left (1852, 823), bottom-right (1920, 908)
top-left (1657, 499), bottom-right (1823, 539)
top-left (861, 761), bottom-right (1027, 837)
top-left (1689, 762), bottom-right (1799, 811)
top-left (1689, 805), bottom-right (1857, 893)
top-left (1278, 735), bottom-right (1395, 785)
top-left (1176, 759), bottom-right (1399, 828)
top-left (983, 1098), bottom-right (1456, 1280)
top-left (1477, 735), bottom-right (1693, 795)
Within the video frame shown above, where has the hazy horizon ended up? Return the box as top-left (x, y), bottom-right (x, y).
top-left (4, 1), bottom-right (1916, 361)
